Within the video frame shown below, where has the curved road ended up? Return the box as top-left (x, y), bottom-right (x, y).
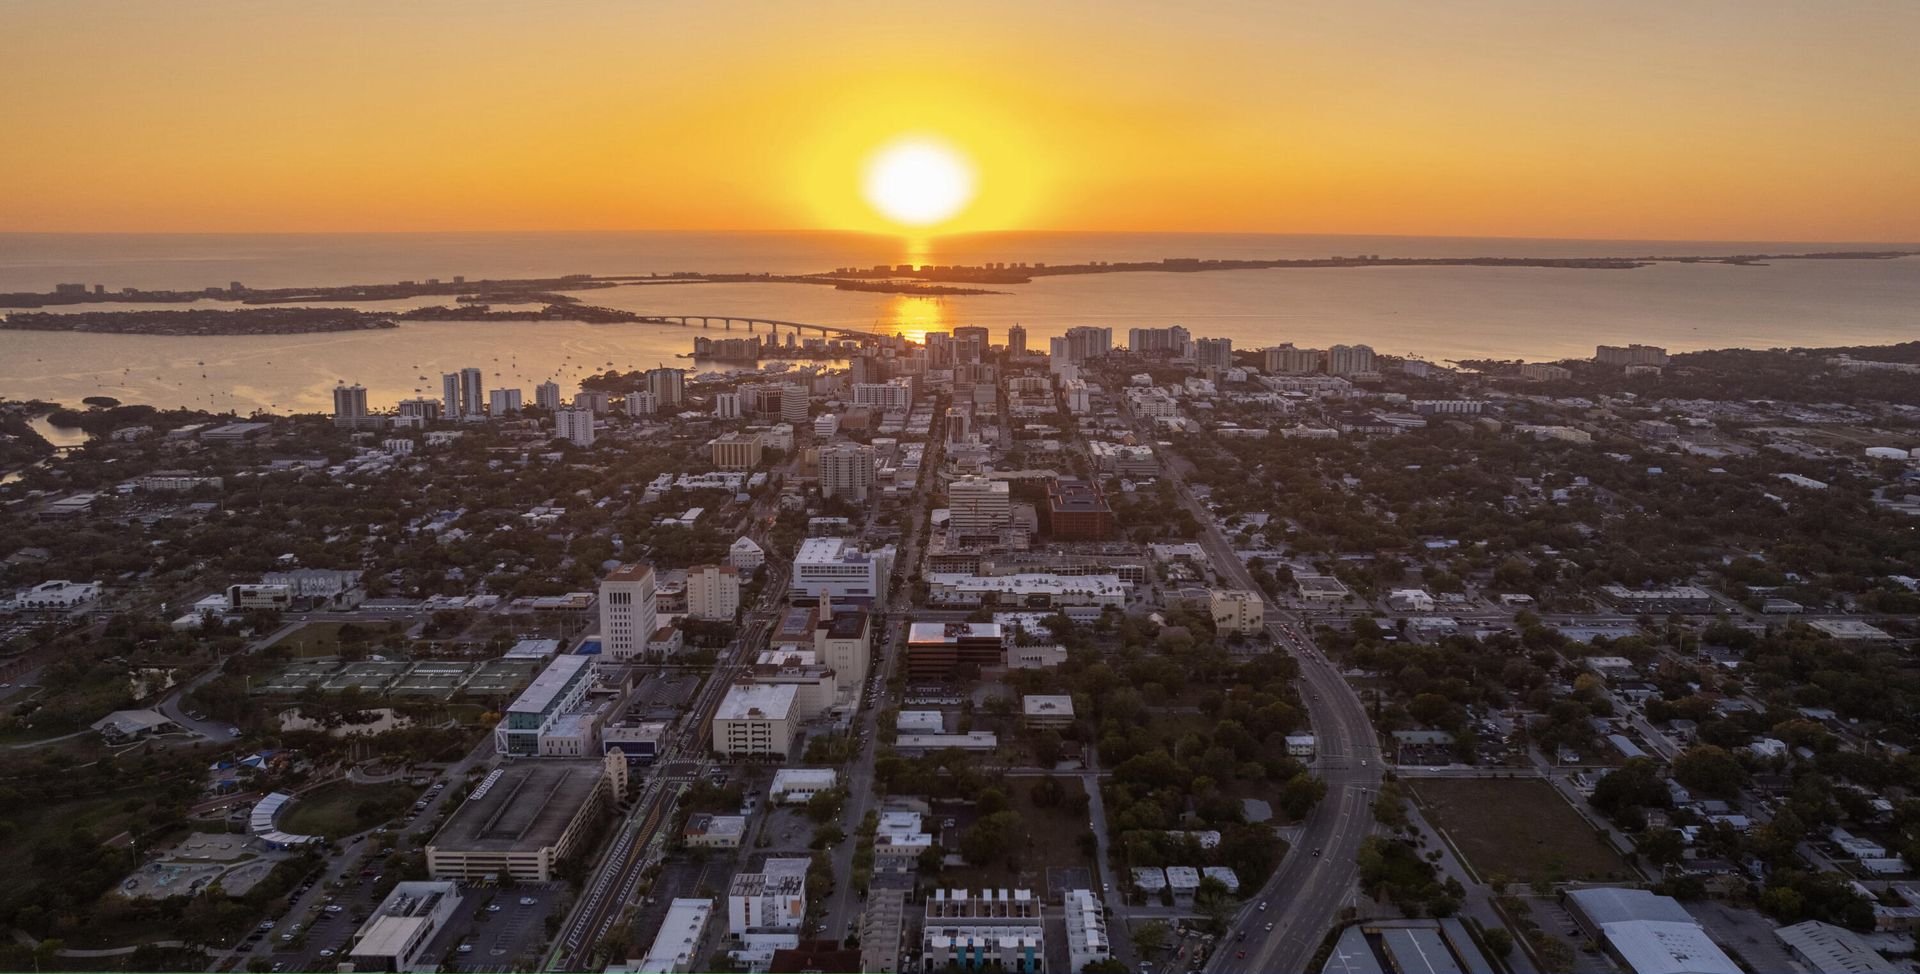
top-left (1147, 425), bottom-right (1382, 973)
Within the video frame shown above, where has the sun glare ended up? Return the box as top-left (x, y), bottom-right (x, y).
top-left (863, 138), bottom-right (975, 228)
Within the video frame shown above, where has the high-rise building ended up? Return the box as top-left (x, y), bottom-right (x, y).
top-left (646, 367), bottom-right (686, 408)
top-left (1195, 337), bottom-right (1233, 370)
top-left (947, 476), bottom-right (1011, 534)
top-left (1128, 325), bottom-right (1194, 358)
top-left (535, 380), bottom-right (563, 411)
top-left (686, 564), bottom-right (742, 621)
top-left (1264, 345), bottom-right (1324, 374)
top-left (460, 367), bottom-right (485, 417)
top-left (818, 442), bottom-right (876, 502)
top-left (1326, 344), bottom-right (1377, 376)
top-left (625, 390), bottom-right (658, 416)
top-left (779, 383), bottom-right (810, 426)
top-left (852, 378), bottom-right (913, 411)
top-left (712, 391), bottom-right (742, 419)
top-left (442, 372), bottom-right (462, 418)
top-left (1050, 325), bottom-right (1112, 364)
top-left (599, 564), bottom-right (657, 662)
top-left (1006, 324), bottom-right (1027, 355)
top-left (332, 383), bottom-right (369, 429)
top-left (397, 397), bottom-right (443, 421)
top-left (575, 389), bottom-right (610, 415)
top-left (554, 407), bottom-right (596, 447)
top-left (489, 388), bottom-right (523, 415)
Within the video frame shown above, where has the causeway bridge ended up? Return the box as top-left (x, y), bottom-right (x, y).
top-left (630, 314), bottom-right (884, 339)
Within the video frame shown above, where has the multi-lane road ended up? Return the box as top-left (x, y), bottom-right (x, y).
top-left (1140, 420), bottom-right (1384, 973)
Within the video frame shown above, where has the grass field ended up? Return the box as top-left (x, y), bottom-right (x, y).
top-left (278, 781), bottom-right (418, 838)
top-left (1410, 778), bottom-right (1634, 885)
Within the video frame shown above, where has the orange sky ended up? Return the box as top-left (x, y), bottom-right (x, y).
top-left (4, 0), bottom-right (1918, 240)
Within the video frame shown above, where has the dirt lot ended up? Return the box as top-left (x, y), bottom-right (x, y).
top-left (1410, 778), bottom-right (1633, 885)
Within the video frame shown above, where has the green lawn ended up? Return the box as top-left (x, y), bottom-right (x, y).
top-left (1410, 777), bottom-right (1634, 886)
top-left (278, 781), bottom-right (418, 838)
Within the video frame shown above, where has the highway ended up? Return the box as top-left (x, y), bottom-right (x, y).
top-left (1138, 420), bottom-right (1383, 974)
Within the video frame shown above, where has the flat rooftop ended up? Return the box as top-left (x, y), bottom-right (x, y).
top-left (716, 682), bottom-right (798, 721)
top-left (430, 761), bottom-right (603, 853)
top-left (504, 654), bottom-right (591, 716)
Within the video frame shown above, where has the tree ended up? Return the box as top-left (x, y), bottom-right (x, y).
top-left (1481, 927), bottom-right (1513, 958)
top-left (959, 810), bottom-right (1023, 866)
top-left (1673, 745), bottom-right (1748, 799)
top-left (1131, 919), bottom-right (1170, 956)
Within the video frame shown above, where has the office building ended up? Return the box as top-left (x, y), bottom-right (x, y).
top-left (426, 759), bottom-right (617, 883)
top-left (789, 537), bottom-right (895, 609)
top-left (713, 391), bottom-right (742, 419)
top-left (600, 564), bottom-right (658, 662)
top-left (633, 899), bottom-right (714, 974)
top-left (1005, 324), bottom-right (1027, 355)
top-left (332, 383), bottom-right (370, 430)
top-left (1264, 345), bottom-right (1324, 374)
top-left (348, 882), bottom-right (462, 973)
top-left (773, 600), bottom-right (872, 701)
top-left (710, 432), bottom-right (765, 470)
top-left (555, 407), bottom-right (595, 446)
top-left (921, 889), bottom-right (1044, 974)
top-left (779, 382), bottom-right (810, 425)
top-left (1194, 336), bottom-right (1233, 370)
top-left (535, 380), bottom-right (563, 411)
top-left (494, 654), bottom-right (597, 756)
top-left (1042, 478), bottom-right (1114, 540)
top-left (686, 564), bottom-right (741, 621)
top-left (818, 442), bottom-right (876, 502)
top-left (906, 621), bottom-right (1006, 680)
top-left (489, 388), bottom-right (523, 415)
top-left (1326, 344), bottom-right (1376, 376)
top-left (728, 858), bottom-right (809, 935)
top-left (729, 537), bottom-right (766, 571)
top-left (1063, 890), bottom-right (1112, 973)
top-left (625, 390), bottom-right (657, 416)
top-left (947, 476), bottom-right (1011, 534)
top-left (1210, 589), bottom-right (1265, 635)
top-left (1021, 695), bottom-right (1075, 729)
top-left (713, 683), bottom-right (799, 757)
top-left (645, 367), bottom-right (686, 408)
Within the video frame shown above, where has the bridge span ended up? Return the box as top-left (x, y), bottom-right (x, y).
top-left (630, 314), bottom-right (885, 339)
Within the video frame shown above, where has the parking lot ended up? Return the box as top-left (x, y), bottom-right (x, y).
top-left (421, 883), bottom-right (565, 972)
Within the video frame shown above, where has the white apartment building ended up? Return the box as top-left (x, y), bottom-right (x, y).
top-left (713, 391), bottom-right (742, 419)
top-left (852, 378), bottom-right (914, 411)
top-left (686, 564), bottom-right (742, 621)
top-left (1327, 343), bottom-right (1377, 376)
top-left (1063, 889), bottom-right (1112, 972)
top-left (489, 388), bottom-right (523, 415)
top-left (946, 476), bottom-right (1010, 534)
top-left (554, 407), bottom-right (596, 447)
top-left (818, 442), bottom-right (876, 502)
top-left (729, 537), bottom-right (766, 571)
top-left (599, 564), bottom-right (658, 662)
top-left (624, 390), bottom-right (658, 417)
top-left (727, 858), bottom-right (808, 935)
top-left (535, 380), bottom-right (563, 411)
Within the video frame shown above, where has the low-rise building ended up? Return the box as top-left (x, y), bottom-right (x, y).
top-left (683, 814), bottom-right (746, 850)
top-left (1209, 588), bottom-right (1264, 634)
top-left (348, 881), bottom-right (463, 973)
top-left (631, 898), bottom-right (713, 974)
top-left (1021, 694), bottom-right (1075, 730)
top-left (770, 768), bottom-right (839, 804)
top-left (1062, 889), bottom-right (1112, 972)
top-left (921, 889), bottom-right (1044, 974)
top-left (728, 857), bottom-right (809, 935)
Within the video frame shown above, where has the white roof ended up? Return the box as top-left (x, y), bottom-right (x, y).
top-left (351, 916), bottom-right (431, 961)
top-left (1600, 921), bottom-right (1740, 974)
top-left (771, 768), bottom-right (838, 791)
top-left (504, 654), bottom-right (591, 715)
top-left (1775, 920), bottom-right (1898, 973)
top-left (1022, 695), bottom-right (1075, 718)
top-left (715, 682), bottom-right (797, 721)
top-left (637, 898), bottom-right (713, 973)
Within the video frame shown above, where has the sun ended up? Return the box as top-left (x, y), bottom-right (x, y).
top-left (862, 137), bottom-right (975, 228)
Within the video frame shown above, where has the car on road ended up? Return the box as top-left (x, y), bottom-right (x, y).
top-left (1264, 922), bottom-right (1274, 932)
top-left (227, 726), bottom-right (242, 737)
top-left (518, 896), bottom-right (537, 906)
top-left (259, 921), bottom-right (276, 931)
